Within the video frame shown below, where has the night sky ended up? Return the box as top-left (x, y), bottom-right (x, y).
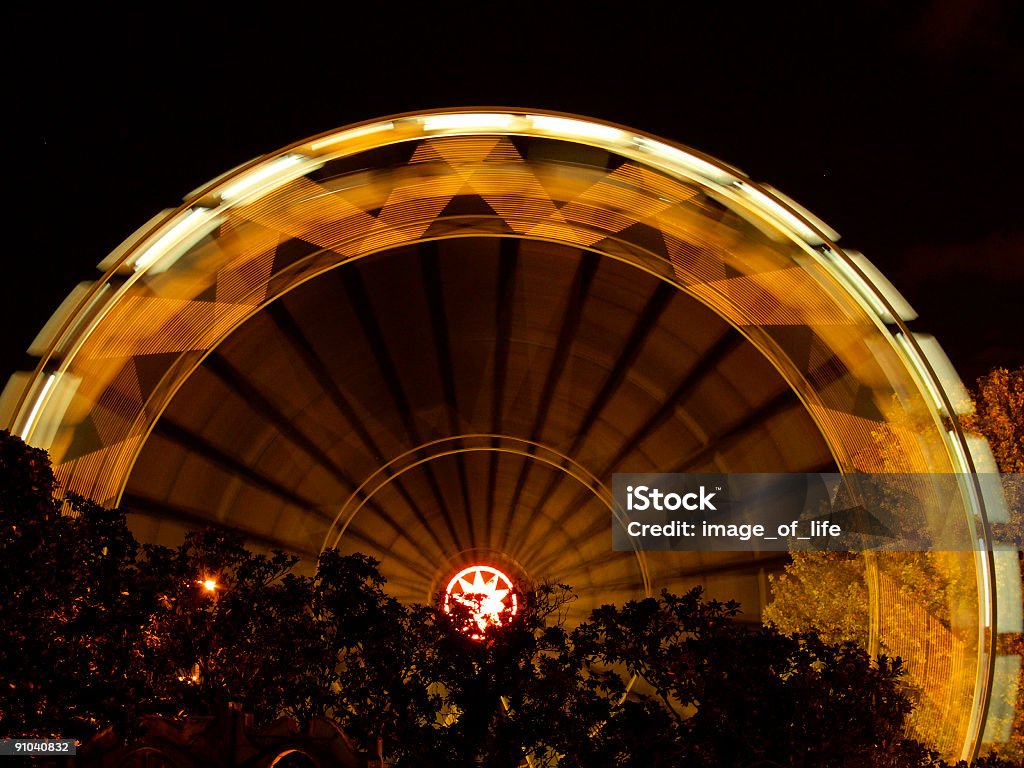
top-left (6, 2), bottom-right (1022, 392)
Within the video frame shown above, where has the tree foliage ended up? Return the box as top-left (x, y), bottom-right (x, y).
top-left (961, 366), bottom-right (1024, 763)
top-left (961, 367), bottom-right (1024, 475)
top-left (763, 550), bottom-right (870, 646)
top-left (576, 590), bottom-right (940, 768)
top-left (0, 432), bottom-right (145, 739)
top-left (961, 366), bottom-right (1024, 548)
top-left (2, 429), bottom-right (1018, 766)
top-left (763, 366), bottom-right (1024, 763)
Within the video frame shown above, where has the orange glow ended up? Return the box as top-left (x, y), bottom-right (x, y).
top-left (200, 579), bottom-right (217, 592)
top-left (444, 565), bottom-right (518, 639)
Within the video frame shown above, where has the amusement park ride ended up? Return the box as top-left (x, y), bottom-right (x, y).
top-left (2, 110), bottom-right (1017, 762)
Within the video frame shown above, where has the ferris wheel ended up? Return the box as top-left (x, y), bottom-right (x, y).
top-left (1, 109), bottom-right (1013, 761)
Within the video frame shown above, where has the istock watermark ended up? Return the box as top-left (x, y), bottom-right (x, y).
top-left (611, 472), bottom-right (1022, 552)
top-left (624, 484), bottom-right (719, 512)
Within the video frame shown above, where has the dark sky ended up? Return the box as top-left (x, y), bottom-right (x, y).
top-left (5, 2), bottom-right (1022, 390)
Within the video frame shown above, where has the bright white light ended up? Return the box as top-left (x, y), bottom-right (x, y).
top-left (984, 656), bottom-right (1021, 742)
top-left (201, 579), bottom-right (217, 592)
top-left (965, 435), bottom-right (999, 475)
top-left (310, 121), bottom-right (395, 151)
top-left (218, 154), bottom-right (310, 204)
top-left (844, 251), bottom-right (917, 322)
top-left (761, 185), bottom-right (840, 242)
top-left (131, 207), bottom-right (222, 273)
top-left (528, 115), bottom-right (625, 144)
top-left (444, 564), bottom-right (518, 639)
top-left (421, 113), bottom-right (519, 132)
top-left (994, 544), bottom-right (1023, 633)
top-left (916, 335), bottom-right (971, 415)
top-left (947, 427), bottom-right (973, 473)
top-left (20, 373), bottom-right (56, 440)
top-left (98, 209), bottom-right (176, 273)
top-left (894, 332), bottom-right (948, 416)
top-left (735, 181), bottom-right (830, 245)
top-left (29, 281), bottom-right (112, 357)
top-left (948, 429), bottom-right (982, 516)
top-left (633, 137), bottom-right (737, 186)
top-left (822, 248), bottom-right (892, 320)
top-left (978, 542), bottom-right (992, 629)
top-left (966, 436), bottom-right (1009, 523)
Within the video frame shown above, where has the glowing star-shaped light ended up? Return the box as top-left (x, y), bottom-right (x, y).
top-left (444, 565), bottom-right (518, 639)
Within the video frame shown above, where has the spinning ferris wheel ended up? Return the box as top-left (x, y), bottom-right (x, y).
top-left (1, 109), bottom-right (1015, 761)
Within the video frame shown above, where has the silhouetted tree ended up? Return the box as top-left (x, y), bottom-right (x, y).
top-left (0, 430), bottom-right (145, 740)
top-left (576, 589), bottom-right (944, 768)
top-left (3, 429), bottom-right (1019, 766)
